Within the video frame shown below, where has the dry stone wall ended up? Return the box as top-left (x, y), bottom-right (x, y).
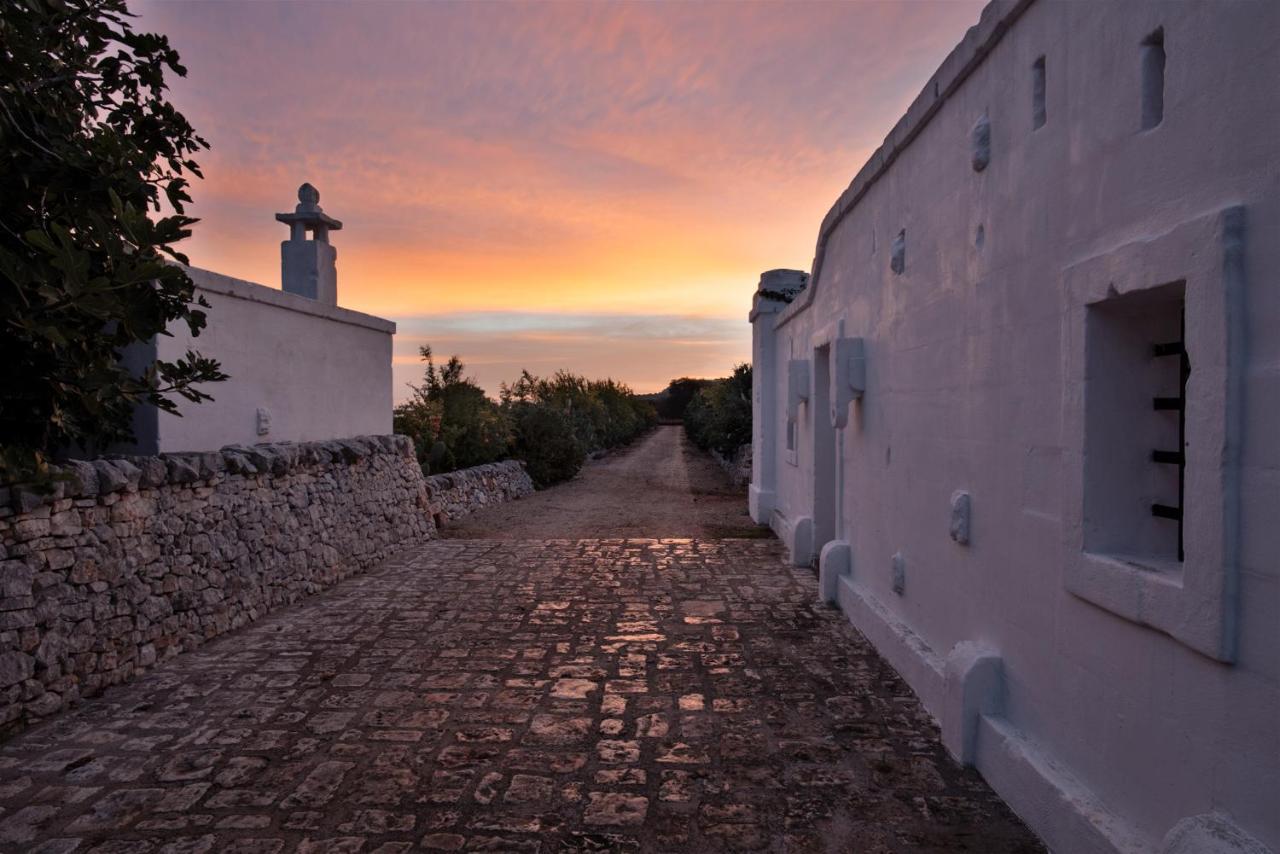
top-left (0, 435), bottom-right (435, 736)
top-left (712, 444), bottom-right (752, 488)
top-left (425, 460), bottom-right (534, 524)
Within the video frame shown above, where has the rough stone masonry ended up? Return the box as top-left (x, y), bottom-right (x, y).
top-left (0, 437), bottom-right (531, 737)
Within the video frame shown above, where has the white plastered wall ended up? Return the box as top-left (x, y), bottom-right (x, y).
top-left (136, 267), bottom-right (395, 453)
top-left (752, 1), bottom-right (1279, 851)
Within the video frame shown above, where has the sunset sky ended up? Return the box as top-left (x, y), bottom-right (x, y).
top-left (137, 0), bottom-right (984, 400)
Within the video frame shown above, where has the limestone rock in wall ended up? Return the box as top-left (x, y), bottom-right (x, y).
top-left (424, 460), bottom-right (535, 524)
top-left (711, 444), bottom-right (753, 488)
top-left (0, 434), bottom-right (436, 738)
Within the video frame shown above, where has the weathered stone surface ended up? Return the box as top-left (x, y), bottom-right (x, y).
top-left (0, 651), bottom-right (34, 687)
top-left (0, 539), bottom-right (1041, 852)
top-left (424, 461), bottom-right (533, 523)
top-left (0, 436), bottom-right (438, 733)
top-left (711, 444), bottom-right (752, 488)
top-left (91, 460), bottom-right (130, 494)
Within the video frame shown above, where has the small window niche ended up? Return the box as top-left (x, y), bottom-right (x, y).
top-left (1083, 280), bottom-right (1186, 568)
top-left (785, 417), bottom-right (798, 466)
top-left (890, 230), bottom-right (906, 275)
top-left (1141, 27), bottom-right (1165, 130)
top-left (971, 112), bottom-right (991, 171)
top-left (1032, 56), bottom-right (1047, 129)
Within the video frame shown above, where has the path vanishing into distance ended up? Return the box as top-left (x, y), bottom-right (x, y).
top-left (0, 426), bottom-right (1043, 853)
top-left (442, 425), bottom-right (760, 540)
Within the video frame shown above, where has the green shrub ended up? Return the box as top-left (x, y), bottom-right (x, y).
top-left (684, 363), bottom-right (752, 457)
top-left (395, 350), bottom-right (655, 485)
top-left (508, 402), bottom-right (586, 487)
top-left (393, 346), bottom-right (511, 474)
top-left (500, 370), bottom-right (655, 463)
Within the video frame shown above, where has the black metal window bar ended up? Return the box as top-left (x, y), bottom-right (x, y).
top-left (1151, 310), bottom-right (1189, 561)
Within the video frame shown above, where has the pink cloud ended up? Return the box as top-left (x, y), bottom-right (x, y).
top-left (136, 0), bottom-right (985, 389)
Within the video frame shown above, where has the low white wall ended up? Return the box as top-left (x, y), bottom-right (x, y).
top-left (132, 267), bottom-right (394, 453)
top-left (753, 1), bottom-right (1279, 852)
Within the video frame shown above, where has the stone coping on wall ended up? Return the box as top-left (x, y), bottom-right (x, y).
top-left (185, 265), bottom-right (397, 334)
top-left (0, 434), bottom-right (416, 513)
top-left (776, 0), bottom-right (1034, 329)
top-left (424, 459), bottom-right (535, 523)
top-left (0, 434), bottom-right (433, 735)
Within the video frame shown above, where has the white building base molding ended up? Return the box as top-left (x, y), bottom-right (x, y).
top-left (940, 642), bottom-right (1002, 766)
top-left (748, 485), bottom-right (774, 525)
top-left (817, 540), bottom-right (850, 603)
top-left (826, 572), bottom-right (1275, 854)
top-left (772, 513), bottom-right (814, 568)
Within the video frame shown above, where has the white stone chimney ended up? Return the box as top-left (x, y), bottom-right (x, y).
top-left (275, 183), bottom-right (342, 304)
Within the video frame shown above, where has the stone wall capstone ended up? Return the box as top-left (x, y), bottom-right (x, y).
top-left (424, 460), bottom-right (534, 525)
top-left (0, 435), bottom-right (434, 737)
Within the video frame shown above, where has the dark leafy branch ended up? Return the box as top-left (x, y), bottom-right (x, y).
top-left (0, 0), bottom-right (226, 485)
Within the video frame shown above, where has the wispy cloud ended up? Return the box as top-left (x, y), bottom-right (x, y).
top-left (137, 0), bottom-right (985, 389)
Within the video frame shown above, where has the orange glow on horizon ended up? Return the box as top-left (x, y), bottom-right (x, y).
top-left (138, 0), bottom-right (986, 397)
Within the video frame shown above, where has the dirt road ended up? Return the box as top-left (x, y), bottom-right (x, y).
top-left (440, 424), bottom-right (764, 539)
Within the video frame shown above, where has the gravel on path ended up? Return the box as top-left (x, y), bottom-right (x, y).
top-left (440, 425), bottom-right (762, 540)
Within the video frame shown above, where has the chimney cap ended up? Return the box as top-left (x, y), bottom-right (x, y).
top-left (276, 182), bottom-right (342, 230)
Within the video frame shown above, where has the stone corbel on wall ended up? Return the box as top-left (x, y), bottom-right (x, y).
top-left (829, 337), bottom-right (866, 428)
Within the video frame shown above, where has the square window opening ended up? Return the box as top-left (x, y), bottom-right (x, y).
top-left (1083, 280), bottom-right (1187, 567)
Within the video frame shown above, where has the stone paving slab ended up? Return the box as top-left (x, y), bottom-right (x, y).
top-left (0, 539), bottom-right (1043, 853)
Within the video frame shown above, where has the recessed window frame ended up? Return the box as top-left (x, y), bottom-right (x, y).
top-left (1141, 27), bottom-right (1166, 130)
top-left (1032, 55), bottom-right (1047, 130)
top-left (1062, 206), bottom-right (1245, 663)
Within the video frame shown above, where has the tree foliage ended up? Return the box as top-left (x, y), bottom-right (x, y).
top-left (501, 370), bottom-right (655, 486)
top-left (684, 363), bottom-right (752, 457)
top-left (393, 346), bottom-right (511, 473)
top-left (0, 0), bottom-right (225, 484)
top-left (653, 377), bottom-right (714, 421)
top-left (393, 349), bottom-right (656, 486)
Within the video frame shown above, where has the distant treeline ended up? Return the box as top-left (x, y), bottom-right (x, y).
top-left (643, 377), bottom-right (715, 422)
top-left (644, 369), bottom-right (753, 457)
top-left (393, 347), bottom-right (657, 487)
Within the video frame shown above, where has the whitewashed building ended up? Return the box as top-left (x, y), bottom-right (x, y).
top-left (125, 184), bottom-right (394, 453)
top-left (750, 2), bottom-right (1278, 853)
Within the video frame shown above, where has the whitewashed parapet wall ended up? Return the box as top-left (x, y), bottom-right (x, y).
top-left (122, 267), bottom-right (396, 454)
top-left (424, 461), bottom-right (534, 525)
top-left (751, 1), bottom-right (1278, 853)
top-left (0, 436), bottom-right (433, 736)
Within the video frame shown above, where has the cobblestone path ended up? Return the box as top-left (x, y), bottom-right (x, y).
top-left (0, 539), bottom-right (1041, 853)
